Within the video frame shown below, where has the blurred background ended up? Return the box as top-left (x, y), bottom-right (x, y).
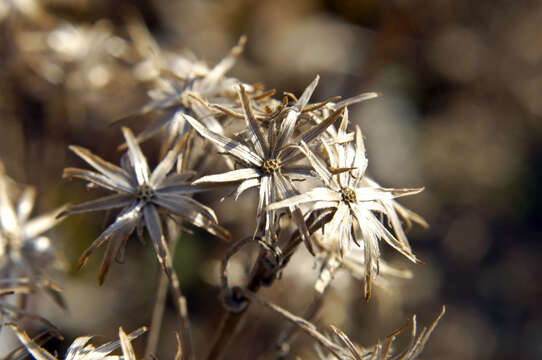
top-left (1, 0), bottom-right (541, 359)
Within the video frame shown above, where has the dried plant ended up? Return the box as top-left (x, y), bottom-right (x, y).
top-left (266, 120), bottom-right (424, 299)
top-left (319, 307), bottom-right (445, 360)
top-left (121, 35), bottom-right (249, 150)
top-left (184, 78), bottom-right (348, 249)
top-left (0, 7), bottom-right (447, 360)
top-left (7, 324), bottom-right (146, 360)
top-left (59, 128), bottom-right (228, 285)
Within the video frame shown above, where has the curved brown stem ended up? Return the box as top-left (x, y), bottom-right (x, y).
top-left (206, 211), bottom-right (332, 360)
top-left (205, 249), bottom-right (272, 360)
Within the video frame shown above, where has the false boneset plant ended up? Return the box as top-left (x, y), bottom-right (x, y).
top-left (1, 26), bottom-right (444, 360)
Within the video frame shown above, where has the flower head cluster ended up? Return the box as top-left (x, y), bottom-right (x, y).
top-left (183, 77), bottom-right (350, 250)
top-left (1, 13), bottom-right (443, 360)
top-left (54, 35), bottom-right (428, 302)
top-left (166, 66), bottom-right (425, 299)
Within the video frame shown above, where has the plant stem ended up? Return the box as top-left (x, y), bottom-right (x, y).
top-left (205, 250), bottom-right (269, 360)
top-left (168, 267), bottom-right (194, 360)
top-left (144, 265), bottom-right (169, 358)
top-left (147, 220), bottom-right (194, 360)
top-left (206, 213), bottom-right (330, 360)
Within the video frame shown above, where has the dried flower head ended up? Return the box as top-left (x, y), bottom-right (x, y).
top-left (184, 77), bottom-right (349, 250)
top-left (267, 115), bottom-right (425, 300)
top-left (60, 127), bottom-right (229, 284)
top-left (117, 36), bottom-right (249, 152)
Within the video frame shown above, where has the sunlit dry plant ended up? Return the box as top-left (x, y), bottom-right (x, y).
top-left (0, 11), bottom-right (447, 358)
top-left (59, 127), bottom-right (229, 284)
top-left (316, 307), bottom-right (446, 360)
top-left (118, 34), bottom-right (249, 151)
top-left (7, 323), bottom-right (147, 360)
top-left (267, 114), bottom-right (425, 300)
top-left (184, 78), bottom-right (349, 249)
top-left (0, 162), bottom-right (68, 344)
top-left (238, 287), bottom-right (445, 360)
top-left (0, 278), bottom-right (63, 331)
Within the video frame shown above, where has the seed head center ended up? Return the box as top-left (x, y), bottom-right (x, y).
top-left (136, 184), bottom-right (155, 203)
top-left (262, 159), bottom-right (281, 174)
top-left (341, 187), bottom-right (357, 203)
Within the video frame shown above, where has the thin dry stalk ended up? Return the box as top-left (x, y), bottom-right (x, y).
top-left (145, 219), bottom-right (181, 358)
top-left (145, 272), bottom-right (169, 358)
top-left (163, 227), bottom-right (195, 360)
